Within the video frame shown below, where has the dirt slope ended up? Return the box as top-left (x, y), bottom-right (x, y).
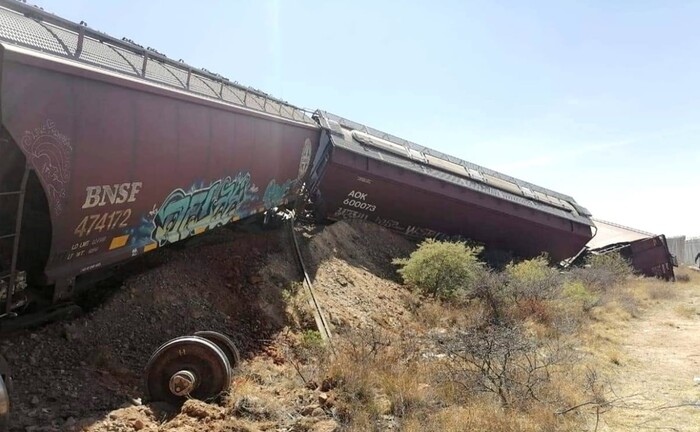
top-left (303, 220), bottom-right (416, 335)
top-left (4, 220), bottom-right (419, 431)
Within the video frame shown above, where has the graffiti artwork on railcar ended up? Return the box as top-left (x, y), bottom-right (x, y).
top-left (332, 207), bottom-right (369, 221)
top-left (263, 179), bottom-right (295, 209)
top-left (297, 139), bottom-right (313, 179)
top-left (333, 205), bottom-right (470, 243)
top-left (21, 120), bottom-right (73, 215)
top-left (151, 172), bottom-right (258, 246)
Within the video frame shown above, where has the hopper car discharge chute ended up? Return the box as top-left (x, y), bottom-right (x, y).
top-left (307, 111), bottom-right (596, 263)
top-left (0, 0), bottom-right (321, 310)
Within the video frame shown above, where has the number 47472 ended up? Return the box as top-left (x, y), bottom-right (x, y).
top-left (74, 209), bottom-right (132, 238)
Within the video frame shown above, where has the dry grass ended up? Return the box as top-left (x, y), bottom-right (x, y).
top-left (313, 321), bottom-right (607, 431)
top-left (645, 283), bottom-right (679, 301)
top-left (414, 299), bottom-right (488, 330)
top-left (676, 273), bottom-right (691, 283)
top-left (290, 250), bottom-right (673, 431)
top-left (674, 304), bottom-right (698, 319)
top-left (675, 267), bottom-right (696, 283)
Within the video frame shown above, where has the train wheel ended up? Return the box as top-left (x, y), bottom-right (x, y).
top-left (144, 336), bottom-right (231, 406)
top-left (0, 357), bottom-right (9, 432)
top-left (193, 330), bottom-right (241, 369)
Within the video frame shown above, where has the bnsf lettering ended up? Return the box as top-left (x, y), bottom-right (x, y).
top-left (82, 182), bottom-right (143, 209)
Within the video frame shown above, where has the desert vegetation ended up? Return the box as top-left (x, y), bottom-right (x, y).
top-left (45, 221), bottom-right (694, 431)
top-left (287, 239), bottom-right (658, 431)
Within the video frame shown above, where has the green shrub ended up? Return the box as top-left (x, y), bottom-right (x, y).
top-left (562, 281), bottom-right (600, 311)
top-left (588, 252), bottom-right (633, 278)
top-left (570, 251), bottom-right (633, 291)
top-left (295, 330), bottom-right (325, 361)
top-left (505, 255), bottom-right (562, 301)
top-left (393, 239), bottom-right (484, 300)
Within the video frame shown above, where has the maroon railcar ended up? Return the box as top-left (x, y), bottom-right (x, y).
top-left (0, 1), bottom-right (320, 304)
top-left (590, 235), bottom-right (676, 281)
top-left (308, 111), bottom-right (595, 262)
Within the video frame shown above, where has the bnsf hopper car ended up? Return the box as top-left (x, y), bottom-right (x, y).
top-left (0, 0), bottom-right (320, 308)
top-left (308, 111), bottom-right (595, 262)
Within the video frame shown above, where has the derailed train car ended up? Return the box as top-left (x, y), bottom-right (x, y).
top-left (0, 0), bottom-right (597, 315)
top-left (594, 235), bottom-right (676, 281)
top-left (308, 112), bottom-right (595, 262)
top-left (0, 0), bottom-right (320, 307)
top-left (576, 219), bottom-right (676, 281)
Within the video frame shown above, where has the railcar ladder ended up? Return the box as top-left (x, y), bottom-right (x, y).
top-left (0, 165), bottom-right (30, 317)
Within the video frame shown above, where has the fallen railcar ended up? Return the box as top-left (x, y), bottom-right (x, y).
top-left (0, 0), bottom-right (320, 306)
top-left (580, 220), bottom-right (676, 280)
top-left (308, 111), bottom-right (595, 262)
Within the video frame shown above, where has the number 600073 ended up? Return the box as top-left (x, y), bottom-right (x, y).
top-left (342, 199), bottom-right (376, 212)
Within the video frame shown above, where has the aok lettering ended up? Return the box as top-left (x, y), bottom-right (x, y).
top-left (82, 182), bottom-right (143, 209)
top-left (347, 190), bottom-right (367, 200)
top-left (343, 190), bottom-right (376, 212)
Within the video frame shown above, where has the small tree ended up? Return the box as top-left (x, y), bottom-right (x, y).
top-left (393, 239), bottom-right (483, 300)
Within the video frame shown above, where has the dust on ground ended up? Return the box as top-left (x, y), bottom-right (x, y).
top-left (596, 269), bottom-right (700, 431)
top-left (3, 220), bottom-right (419, 431)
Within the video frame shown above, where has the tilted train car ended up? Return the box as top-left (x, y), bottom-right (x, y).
top-left (579, 219), bottom-right (676, 281)
top-left (0, 0), bottom-right (599, 316)
top-left (0, 0), bottom-right (320, 309)
top-left (308, 111), bottom-right (595, 262)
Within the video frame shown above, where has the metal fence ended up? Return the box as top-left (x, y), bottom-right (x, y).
top-left (667, 236), bottom-right (700, 266)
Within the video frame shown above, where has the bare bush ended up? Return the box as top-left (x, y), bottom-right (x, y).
top-left (461, 270), bottom-right (510, 325)
top-left (434, 324), bottom-right (575, 409)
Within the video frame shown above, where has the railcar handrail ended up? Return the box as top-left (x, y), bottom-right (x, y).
top-left (0, 0), bottom-right (315, 125)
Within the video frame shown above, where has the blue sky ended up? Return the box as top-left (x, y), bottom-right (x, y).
top-left (32, 0), bottom-right (700, 236)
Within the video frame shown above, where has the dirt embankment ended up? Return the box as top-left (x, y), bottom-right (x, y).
top-left (301, 220), bottom-right (416, 335)
top-left (4, 226), bottom-right (295, 431)
top-left (4, 220), bottom-right (419, 431)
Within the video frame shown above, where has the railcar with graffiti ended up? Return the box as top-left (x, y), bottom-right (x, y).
top-left (0, 0), bottom-right (320, 303)
top-left (0, 0), bottom-right (600, 313)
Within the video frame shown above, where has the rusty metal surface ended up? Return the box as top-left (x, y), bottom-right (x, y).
top-left (0, 43), bottom-right (320, 285)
